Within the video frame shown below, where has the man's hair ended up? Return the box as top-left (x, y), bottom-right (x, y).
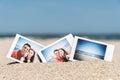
top-left (23, 43), bottom-right (31, 48)
top-left (54, 49), bottom-right (58, 53)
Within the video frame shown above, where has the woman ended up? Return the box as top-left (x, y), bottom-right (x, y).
top-left (58, 48), bottom-right (70, 62)
top-left (24, 49), bottom-right (35, 63)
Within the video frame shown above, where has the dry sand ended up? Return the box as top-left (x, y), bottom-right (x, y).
top-left (0, 37), bottom-right (120, 80)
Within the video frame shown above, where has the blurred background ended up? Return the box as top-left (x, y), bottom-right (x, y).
top-left (0, 0), bottom-right (120, 39)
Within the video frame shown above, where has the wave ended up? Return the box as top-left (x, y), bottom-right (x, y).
top-left (75, 50), bottom-right (104, 59)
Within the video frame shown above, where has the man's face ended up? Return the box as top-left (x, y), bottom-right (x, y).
top-left (54, 50), bottom-right (59, 56)
top-left (21, 45), bottom-right (30, 55)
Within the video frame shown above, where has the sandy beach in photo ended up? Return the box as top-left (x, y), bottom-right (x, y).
top-left (0, 37), bottom-right (120, 80)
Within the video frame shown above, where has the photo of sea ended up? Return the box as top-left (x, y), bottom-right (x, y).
top-left (74, 39), bottom-right (107, 60)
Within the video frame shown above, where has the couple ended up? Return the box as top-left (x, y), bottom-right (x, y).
top-left (52, 48), bottom-right (70, 62)
top-left (11, 43), bottom-right (35, 63)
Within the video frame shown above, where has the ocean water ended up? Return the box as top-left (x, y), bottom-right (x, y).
top-left (0, 33), bottom-right (120, 40)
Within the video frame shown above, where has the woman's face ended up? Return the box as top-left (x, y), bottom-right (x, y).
top-left (29, 50), bottom-right (34, 57)
top-left (27, 50), bottom-right (34, 60)
top-left (59, 49), bottom-right (65, 57)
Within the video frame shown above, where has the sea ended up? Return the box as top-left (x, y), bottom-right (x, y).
top-left (0, 33), bottom-right (120, 40)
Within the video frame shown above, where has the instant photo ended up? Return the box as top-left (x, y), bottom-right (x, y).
top-left (70, 36), bottom-right (114, 61)
top-left (39, 34), bottom-right (74, 63)
top-left (7, 34), bottom-right (44, 63)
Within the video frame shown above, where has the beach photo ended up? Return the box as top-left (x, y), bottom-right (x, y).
top-left (39, 34), bottom-right (74, 63)
top-left (70, 36), bottom-right (115, 61)
top-left (7, 34), bottom-right (44, 63)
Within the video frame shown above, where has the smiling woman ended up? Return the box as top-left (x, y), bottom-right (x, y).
top-left (0, 0), bottom-right (120, 34)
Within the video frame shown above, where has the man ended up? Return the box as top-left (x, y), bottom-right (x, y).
top-left (11, 43), bottom-right (31, 60)
top-left (53, 49), bottom-right (63, 62)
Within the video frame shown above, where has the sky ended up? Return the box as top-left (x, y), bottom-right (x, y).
top-left (0, 0), bottom-right (120, 34)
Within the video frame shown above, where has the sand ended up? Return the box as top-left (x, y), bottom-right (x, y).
top-left (0, 37), bottom-right (120, 80)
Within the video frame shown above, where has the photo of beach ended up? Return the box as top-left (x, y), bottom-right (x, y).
top-left (71, 36), bottom-right (114, 61)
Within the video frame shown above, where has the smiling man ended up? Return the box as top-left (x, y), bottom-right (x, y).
top-left (11, 43), bottom-right (31, 60)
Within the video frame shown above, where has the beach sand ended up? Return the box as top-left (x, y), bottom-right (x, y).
top-left (0, 37), bottom-right (120, 80)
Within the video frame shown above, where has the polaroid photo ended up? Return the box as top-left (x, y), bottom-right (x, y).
top-left (39, 34), bottom-right (74, 63)
top-left (7, 34), bottom-right (44, 63)
top-left (70, 36), bottom-right (115, 62)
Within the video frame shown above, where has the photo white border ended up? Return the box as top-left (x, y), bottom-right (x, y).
top-left (7, 34), bottom-right (44, 63)
top-left (70, 36), bottom-right (115, 62)
top-left (39, 33), bottom-right (74, 63)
